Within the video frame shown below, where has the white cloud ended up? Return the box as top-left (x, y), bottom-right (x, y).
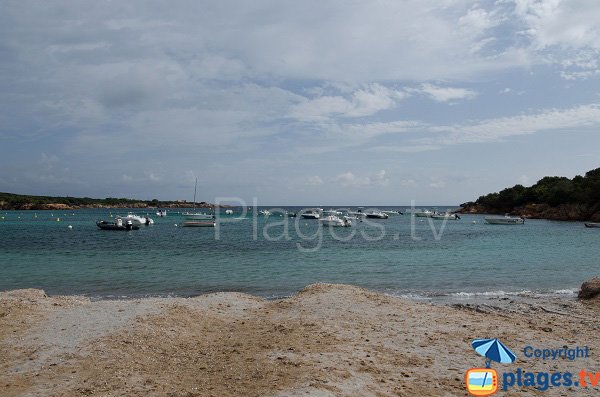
top-left (415, 83), bottom-right (477, 103)
top-left (289, 84), bottom-right (406, 121)
top-left (305, 175), bottom-right (324, 186)
top-left (334, 170), bottom-right (389, 188)
top-left (428, 103), bottom-right (600, 144)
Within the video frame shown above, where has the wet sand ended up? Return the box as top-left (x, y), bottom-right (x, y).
top-left (1, 284), bottom-right (598, 396)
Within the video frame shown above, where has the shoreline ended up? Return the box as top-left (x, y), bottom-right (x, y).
top-left (1, 283), bottom-right (597, 396)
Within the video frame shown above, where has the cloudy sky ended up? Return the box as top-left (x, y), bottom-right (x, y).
top-left (1, 0), bottom-right (600, 205)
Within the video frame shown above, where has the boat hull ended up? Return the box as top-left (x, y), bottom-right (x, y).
top-left (96, 221), bottom-right (139, 231)
top-left (485, 217), bottom-right (524, 225)
top-left (182, 221), bottom-right (215, 227)
top-left (585, 222), bottom-right (600, 228)
top-left (183, 213), bottom-right (214, 220)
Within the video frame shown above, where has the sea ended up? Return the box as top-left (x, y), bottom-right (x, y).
top-left (1, 207), bottom-right (599, 300)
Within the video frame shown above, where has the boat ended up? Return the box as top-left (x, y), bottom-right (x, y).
top-left (301, 208), bottom-right (323, 219)
top-left (116, 213), bottom-right (154, 226)
top-left (182, 220), bottom-right (215, 227)
top-left (225, 209), bottom-right (233, 215)
top-left (323, 209), bottom-right (343, 216)
top-left (365, 210), bottom-right (389, 219)
top-left (413, 209), bottom-right (434, 217)
top-left (156, 209), bottom-right (167, 217)
top-left (182, 178), bottom-right (214, 220)
top-left (484, 215), bottom-right (525, 225)
top-left (320, 215), bottom-right (352, 227)
top-left (286, 211), bottom-right (297, 217)
top-left (347, 208), bottom-right (366, 218)
top-left (431, 212), bottom-right (460, 220)
top-left (258, 209), bottom-right (271, 216)
top-left (96, 219), bottom-right (139, 231)
top-left (585, 222), bottom-right (600, 228)
top-left (383, 210), bottom-right (403, 216)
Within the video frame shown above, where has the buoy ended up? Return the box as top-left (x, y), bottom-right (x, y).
top-left (472, 221), bottom-right (477, 224)
top-left (68, 225), bottom-right (73, 229)
top-left (56, 218), bottom-right (60, 222)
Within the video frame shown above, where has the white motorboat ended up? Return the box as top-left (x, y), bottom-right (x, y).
top-left (347, 208), bottom-right (366, 217)
top-left (320, 215), bottom-right (352, 227)
top-left (431, 212), bottom-right (460, 220)
top-left (225, 209), bottom-right (233, 215)
top-left (156, 209), bottom-right (167, 217)
top-left (182, 220), bottom-right (215, 227)
top-left (413, 209), bottom-right (434, 217)
top-left (365, 210), bottom-right (389, 219)
top-left (116, 213), bottom-right (154, 226)
top-left (323, 209), bottom-right (343, 216)
top-left (382, 210), bottom-right (403, 216)
top-left (485, 215), bottom-right (525, 225)
top-left (258, 209), bottom-right (271, 216)
top-left (301, 208), bottom-right (323, 219)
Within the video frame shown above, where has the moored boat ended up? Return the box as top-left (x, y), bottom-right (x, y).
top-left (156, 209), bottom-right (167, 217)
top-left (116, 213), bottom-right (154, 225)
top-left (431, 212), bottom-right (460, 220)
top-left (182, 220), bottom-right (215, 227)
top-left (301, 208), bottom-right (323, 219)
top-left (585, 222), bottom-right (600, 228)
top-left (365, 210), bottom-right (389, 219)
top-left (413, 209), bottom-right (434, 217)
top-left (96, 219), bottom-right (139, 231)
top-left (485, 215), bottom-right (524, 225)
top-left (320, 215), bottom-right (352, 227)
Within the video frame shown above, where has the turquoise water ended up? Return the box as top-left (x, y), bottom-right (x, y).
top-left (0, 208), bottom-right (599, 298)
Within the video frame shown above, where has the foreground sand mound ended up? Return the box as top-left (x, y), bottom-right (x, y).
top-left (1, 284), bottom-right (598, 397)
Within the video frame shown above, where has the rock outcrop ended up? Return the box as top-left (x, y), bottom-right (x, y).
top-left (578, 277), bottom-right (600, 300)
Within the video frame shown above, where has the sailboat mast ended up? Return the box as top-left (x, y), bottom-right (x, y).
top-left (193, 177), bottom-right (198, 209)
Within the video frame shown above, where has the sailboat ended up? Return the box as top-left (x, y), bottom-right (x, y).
top-left (182, 178), bottom-right (215, 227)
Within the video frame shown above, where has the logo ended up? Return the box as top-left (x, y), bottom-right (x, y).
top-left (466, 338), bottom-right (517, 396)
top-left (466, 368), bottom-right (498, 396)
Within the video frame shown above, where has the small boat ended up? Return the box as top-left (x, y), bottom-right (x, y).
top-left (320, 215), bottom-right (352, 227)
top-left (96, 219), bottom-right (139, 231)
top-left (225, 209), bottom-right (233, 215)
top-left (116, 213), bottom-right (154, 225)
top-left (323, 209), bottom-right (343, 216)
top-left (285, 211), bottom-right (297, 217)
top-left (431, 212), bottom-right (460, 220)
top-left (156, 209), bottom-right (167, 217)
top-left (347, 208), bottom-right (366, 218)
top-left (585, 222), bottom-right (600, 228)
top-left (258, 209), bottom-right (271, 216)
top-left (413, 209), bottom-right (434, 217)
top-left (485, 215), bottom-right (524, 225)
top-left (182, 178), bottom-right (214, 220)
top-left (301, 208), bottom-right (323, 219)
top-left (382, 210), bottom-right (403, 216)
top-left (182, 220), bottom-right (215, 227)
top-left (365, 210), bottom-right (389, 219)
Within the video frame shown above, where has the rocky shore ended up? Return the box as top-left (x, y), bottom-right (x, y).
top-left (1, 283), bottom-right (598, 397)
top-left (0, 201), bottom-right (224, 211)
top-left (458, 202), bottom-right (600, 222)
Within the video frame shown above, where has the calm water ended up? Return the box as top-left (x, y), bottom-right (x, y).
top-left (1, 207), bottom-right (599, 298)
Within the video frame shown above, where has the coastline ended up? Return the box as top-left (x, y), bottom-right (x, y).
top-left (2, 284), bottom-right (598, 397)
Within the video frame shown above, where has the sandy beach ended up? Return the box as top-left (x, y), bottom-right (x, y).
top-left (1, 284), bottom-right (598, 397)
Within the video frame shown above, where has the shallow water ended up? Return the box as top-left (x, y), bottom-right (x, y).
top-left (1, 207), bottom-right (599, 298)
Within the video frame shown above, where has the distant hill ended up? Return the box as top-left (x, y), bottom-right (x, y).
top-left (0, 192), bottom-right (219, 210)
top-left (459, 168), bottom-right (600, 221)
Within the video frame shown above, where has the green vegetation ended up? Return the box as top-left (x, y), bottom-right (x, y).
top-left (461, 167), bottom-right (600, 214)
top-left (0, 192), bottom-right (169, 209)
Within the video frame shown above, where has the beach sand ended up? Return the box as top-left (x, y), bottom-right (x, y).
top-left (1, 284), bottom-right (598, 396)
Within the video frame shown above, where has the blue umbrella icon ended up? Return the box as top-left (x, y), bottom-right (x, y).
top-left (472, 338), bottom-right (517, 368)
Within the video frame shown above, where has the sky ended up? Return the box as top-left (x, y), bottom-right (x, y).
top-left (1, 0), bottom-right (600, 206)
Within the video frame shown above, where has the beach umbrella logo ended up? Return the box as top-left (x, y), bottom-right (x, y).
top-left (466, 338), bottom-right (517, 396)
